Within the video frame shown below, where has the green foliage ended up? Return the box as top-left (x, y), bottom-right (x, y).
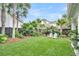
top-left (69, 26), bottom-right (78, 39)
top-left (21, 23), bottom-right (33, 36)
top-left (50, 26), bottom-right (59, 33)
top-left (69, 30), bottom-right (77, 38)
top-left (57, 19), bottom-right (66, 26)
top-left (48, 26), bottom-right (60, 36)
top-left (22, 23), bottom-right (33, 30)
top-left (0, 34), bottom-right (8, 43)
top-left (7, 3), bottom-right (31, 18)
top-left (31, 32), bottom-right (43, 36)
top-left (31, 21), bottom-right (37, 28)
top-left (21, 18), bottom-right (42, 36)
top-left (15, 31), bottom-right (23, 38)
top-left (69, 30), bottom-right (79, 49)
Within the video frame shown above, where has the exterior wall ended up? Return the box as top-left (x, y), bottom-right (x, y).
top-left (0, 9), bottom-right (23, 37)
top-left (41, 20), bottom-right (57, 27)
top-left (0, 16), bottom-right (1, 27)
top-left (18, 21), bottom-right (23, 28)
top-left (78, 16), bottom-right (79, 34)
top-left (68, 4), bottom-right (79, 48)
top-left (68, 4), bottom-right (79, 31)
top-left (0, 10), bottom-right (23, 28)
top-left (71, 18), bottom-right (77, 30)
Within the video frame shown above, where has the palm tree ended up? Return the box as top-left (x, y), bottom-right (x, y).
top-left (16, 3), bottom-right (31, 31)
top-left (62, 14), bottom-right (71, 28)
top-left (12, 3), bottom-right (16, 38)
top-left (7, 3), bottom-right (31, 38)
top-left (1, 3), bottom-right (6, 35)
top-left (57, 19), bottom-right (66, 35)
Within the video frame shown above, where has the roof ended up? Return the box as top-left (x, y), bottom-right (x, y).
top-left (41, 19), bottom-right (56, 24)
top-left (67, 3), bottom-right (79, 18)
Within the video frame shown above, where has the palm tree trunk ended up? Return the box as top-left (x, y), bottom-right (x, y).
top-left (16, 12), bottom-right (19, 32)
top-left (60, 26), bottom-right (62, 35)
top-left (1, 3), bottom-right (6, 35)
top-left (12, 3), bottom-right (16, 38)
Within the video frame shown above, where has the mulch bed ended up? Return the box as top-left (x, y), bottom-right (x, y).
top-left (8, 36), bottom-right (32, 43)
top-left (0, 36), bottom-right (32, 44)
top-left (8, 38), bottom-right (21, 43)
top-left (0, 38), bottom-right (21, 45)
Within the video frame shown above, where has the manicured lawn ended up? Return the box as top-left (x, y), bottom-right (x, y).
top-left (0, 36), bottom-right (75, 56)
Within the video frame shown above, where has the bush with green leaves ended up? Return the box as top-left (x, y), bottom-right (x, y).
top-left (0, 34), bottom-right (8, 43)
top-left (15, 31), bottom-right (23, 38)
top-left (69, 30), bottom-right (76, 35)
top-left (69, 30), bottom-right (79, 49)
top-left (31, 31), bottom-right (43, 36)
top-left (69, 30), bottom-right (77, 40)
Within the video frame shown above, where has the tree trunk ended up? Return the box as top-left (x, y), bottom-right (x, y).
top-left (1, 3), bottom-right (6, 35)
top-left (60, 26), bottom-right (63, 35)
top-left (12, 3), bottom-right (16, 38)
top-left (16, 12), bottom-right (19, 32)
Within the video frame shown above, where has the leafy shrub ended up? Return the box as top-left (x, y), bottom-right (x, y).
top-left (31, 32), bottom-right (43, 36)
top-left (68, 30), bottom-right (77, 40)
top-left (69, 30), bottom-right (79, 49)
top-left (15, 31), bottom-right (23, 38)
top-left (22, 30), bottom-right (33, 36)
top-left (68, 30), bottom-right (77, 37)
top-left (0, 34), bottom-right (8, 43)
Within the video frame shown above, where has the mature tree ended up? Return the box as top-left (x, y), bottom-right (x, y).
top-left (0, 3), bottom-right (6, 35)
top-left (12, 3), bottom-right (16, 38)
top-left (36, 18), bottom-right (41, 23)
top-left (62, 14), bottom-right (71, 27)
top-left (57, 18), bottom-right (66, 35)
top-left (16, 3), bottom-right (31, 31)
top-left (7, 3), bottom-right (31, 38)
top-left (56, 14), bottom-right (68, 35)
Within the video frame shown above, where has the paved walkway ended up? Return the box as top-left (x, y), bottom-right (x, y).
top-left (74, 42), bottom-right (79, 56)
top-left (71, 42), bottom-right (79, 56)
top-left (74, 49), bottom-right (79, 56)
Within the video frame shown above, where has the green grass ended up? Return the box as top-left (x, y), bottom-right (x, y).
top-left (0, 36), bottom-right (75, 56)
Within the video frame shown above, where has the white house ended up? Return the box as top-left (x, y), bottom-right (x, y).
top-left (0, 10), bottom-right (23, 37)
top-left (0, 11), bottom-right (23, 28)
top-left (41, 19), bottom-right (57, 27)
top-left (67, 3), bottom-right (79, 49)
top-left (67, 3), bottom-right (79, 31)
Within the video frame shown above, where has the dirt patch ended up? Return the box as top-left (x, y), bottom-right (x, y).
top-left (0, 36), bottom-right (32, 45)
top-left (8, 38), bottom-right (21, 43)
top-left (8, 36), bottom-right (31, 43)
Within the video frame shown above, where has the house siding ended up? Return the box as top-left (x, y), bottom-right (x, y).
top-left (0, 10), bottom-right (23, 37)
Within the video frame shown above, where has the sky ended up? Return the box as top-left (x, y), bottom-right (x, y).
top-left (24, 3), bottom-right (67, 22)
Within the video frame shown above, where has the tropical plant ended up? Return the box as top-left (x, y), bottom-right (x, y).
top-left (15, 30), bottom-right (23, 38)
top-left (57, 18), bottom-right (67, 35)
top-left (21, 23), bottom-right (32, 35)
top-left (0, 34), bottom-right (8, 43)
top-left (7, 3), bottom-right (31, 38)
top-left (16, 3), bottom-right (31, 31)
top-left (12, 3), bottom-right (16, 38)
top-left (21, 18), bottom-right (42, 36)
top-left (31, 20), bottom-right (37, 30)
